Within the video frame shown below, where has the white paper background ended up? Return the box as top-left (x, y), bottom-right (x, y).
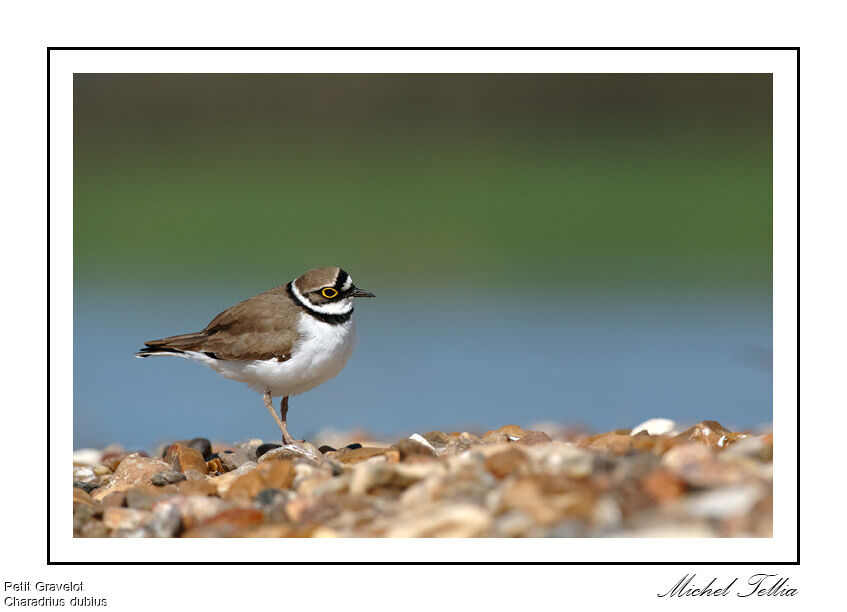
top-left (1, 0), bottom-right (834, 608)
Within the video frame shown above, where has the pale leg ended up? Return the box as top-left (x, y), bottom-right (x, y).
top-left (263, 390), bottom-right (295, 444)
top-left (279, 396), bottom-right (300, 445)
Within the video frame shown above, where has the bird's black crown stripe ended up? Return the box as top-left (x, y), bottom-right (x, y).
top-left (334, 269), bottom-right (349, 291)
top-left (286, 282), bottom-right (353, 325)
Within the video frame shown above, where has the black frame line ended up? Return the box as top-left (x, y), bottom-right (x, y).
top-left (50, 46), bottom-right (800, 565)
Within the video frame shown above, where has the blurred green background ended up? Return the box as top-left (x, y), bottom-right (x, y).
top-left (73, 74), bottom-right (772, 450)
top-left (75, 74), bottom-right (771, 290)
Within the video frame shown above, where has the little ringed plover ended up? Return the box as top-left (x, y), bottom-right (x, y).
top-left (137, 267), bottom-right (375, 444)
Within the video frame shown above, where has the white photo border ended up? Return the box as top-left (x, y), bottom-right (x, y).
top-left (51, 47), bottom-right (798, 564)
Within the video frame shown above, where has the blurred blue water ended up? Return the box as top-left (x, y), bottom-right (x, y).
top-left (72, 287), bottom-right (772, 450)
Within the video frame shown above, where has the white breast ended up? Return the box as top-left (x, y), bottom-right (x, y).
top-left (186, 313), bottom-right (357, 398)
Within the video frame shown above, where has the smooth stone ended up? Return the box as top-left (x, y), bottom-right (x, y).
top-left (492, 425), bottom-right (552, 445)
top-left (110, 527), bottom-right (151, 538)
top-left (586, 432), bottom-right (632, 454)
top-left (151, 470), bottom-right (187, 486)
top-left (235, 438), bottom-right (265, 461)
top-left (184, 508), bottom-right (265, 537)
top-left (641, 468), bottom-right (686, 502)
top-left (212, 462), bottom-right (258, 496)
top-left (484, 447), bottom-right (530, 479)
top-left (259, 443), bottom-right (322, 464)
top-left (685, 485), bottom-right (764, 519)
top-left (422, 431), bottom-right (457, 447)
top-left (72, 448), bottom-right (103, 466)
top-left (253, 488), bottom-right (285, 506)
top-left (163, 443), bottom-right (208, 475)
top-left (223, 460), bottom-right (295, 502)
top-left (72, 466), bottom-right (97, 484)
top-left (349, 463), bottom-right (394, 495)
top-left (73, 481), bottom-right (100, 494)
top-left (493, 510), bottom-right (535, 537)
top-left (480, 431), bottom-right (510, 444)
top-left (515, 430), bottom-right (553, 446)
top-left (174, 496), bottom-right (231, 531)
top-left (349, 461), bottom-right (440, 495)
top-left (525, 443), bottom-right (595, 478)
top-left (386, 503), bottom-right (492, 537)
top-left (630, 418), bottom-right (678, 437)
top-left (102, 507), bottom-right (151, 531)
top-left (101, 451), bottom-right (147, 472)
top-left (675, 420), bottom-right (743, 449)
top-left (91, 456), bottom-right (172, 501)
top-left (256, 443), bottom-right (282, 459)
top-left (148, 501), bottom-right (183, 537)
top-left (97, 490), bottom-right (126, 509)
top-left (662, 443), bottom-right (743, 487)
top-left (318, 445), bottom-right (337, 453)
top-left (308, 474), bottom-right (351, 497)
top-left (73, 503), bottom-right (97, 531)
top-left (125, 485), bottom-right (176, 510)
top-left (721, 435), bottom-right (765, 459)
top-left (397, 437), bottom-right (437, 460)
top-left (173, 479), bottom-right (218, 497)
top-left (334, 447), bottom-right (399, 465)
top-left (218, 449), bottom-right (253, 472)
top-left (497, 425), bottom-right (528, 440)
top-left (77, 520), bottom-right (109, 538)
top-left (73, 487), bottom-right (94, 507)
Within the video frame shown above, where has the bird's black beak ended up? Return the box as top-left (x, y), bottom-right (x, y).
top-left (348, 286), bottom-right (375, 298)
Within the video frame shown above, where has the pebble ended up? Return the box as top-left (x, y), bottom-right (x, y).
top-left (223, 460), bottom-right (295, 502)
top-left (102, 507), bottom-right (151, 531)
top-left (662, 443), bottom-right (742, 487)
top-left (101, 451), bottom-right (147, 472)
top-left (151, 470), bottom-right (187, 486)
top-left (215, 449), bottom-right (251, 472)
top-left (72, 448), bottom-right (102, 466)
top-left (72, 466), bottom-right (97, 484)
top-left (73, 481), bottom-right (100, 494)
top-left (73, 487), bottom-right (94, 507)
top-left (585, 432), bottom-right (632, 455)
top-left (332, 446), bottom-right (398, 465)
top-left (676, 420), bottom-right (744, 449)
top-left (212, 462), bottom-right (258, 496)
top-left (397, 436), bottom-right (437, 459)
top-left (91, 456), bottom-right (172, 501)
top-left (259, 442), bottom-right (323, 464)
top-left (256, 443), bottom-right (282, 459)
top-left (484, 447), bottom-right (530, 479)
top-left (685, 485), bottom-right (764, 519)
top-left (386, 503), bottom-right (492, 537)
top-left (125, 485), bottom-right (176, 510)
top-left (147, 501), bottom-right (183, 537)
top-left (163, 444), bottom-right (208, 475)
top-left (630, 418), bottom-right (677, 436)
top-left (73, 418), bottom-right (771, 538)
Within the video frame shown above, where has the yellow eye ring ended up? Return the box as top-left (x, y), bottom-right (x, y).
top-left (321, 287), bottom-right (339, 299)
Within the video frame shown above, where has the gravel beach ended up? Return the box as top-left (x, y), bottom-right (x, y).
top-left (72, 419), bottom-right (773, 538)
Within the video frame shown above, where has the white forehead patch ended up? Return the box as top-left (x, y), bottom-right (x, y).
top-left (341, 275), bottom-right (353, 291)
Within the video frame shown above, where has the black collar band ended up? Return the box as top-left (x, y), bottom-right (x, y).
top-left (286, 282), bottom-right (353, 325)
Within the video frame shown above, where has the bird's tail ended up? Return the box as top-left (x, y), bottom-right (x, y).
top-left (136, 346), bottom-right (187, 358)
top-left (136, 331), bottom-right (207, 358)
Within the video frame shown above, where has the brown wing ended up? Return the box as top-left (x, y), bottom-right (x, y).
top-left (142, 285), bottom-right (301, 361)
